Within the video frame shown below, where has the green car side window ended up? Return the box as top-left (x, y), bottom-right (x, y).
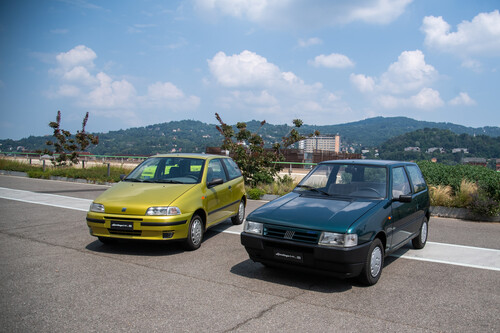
top-left (392, 167), bottom-right (411, 198)
top-left (407, 165), bottom-right (427, 193)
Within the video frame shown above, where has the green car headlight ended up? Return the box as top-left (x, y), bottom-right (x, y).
top-left (243, 220), bottom-right (263, 235)
top-left (318, 232), bottom-right (358, 247)
top-left (90, 202), bottom-right (104, 213)
top-left (146, 206), bottom-right (181, 216)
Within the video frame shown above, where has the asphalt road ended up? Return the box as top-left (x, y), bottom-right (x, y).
top-left (0, 175), bottom-right (499, 332)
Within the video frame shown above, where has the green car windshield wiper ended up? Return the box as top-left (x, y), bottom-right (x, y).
top-left (295, 184), bottom-right (330, 196)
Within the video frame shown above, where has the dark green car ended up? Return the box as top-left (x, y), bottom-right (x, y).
top-left (241, 160), bottom-right (430, 285)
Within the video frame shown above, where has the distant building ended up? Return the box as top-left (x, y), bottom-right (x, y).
top-left (298, 135), bottom-right (340, 153)
top-left (404, 147), bottom-right (420, 152)
top-left (452, 148), bottom-right (469, 154)
top-left (496, 159), bottom-right (500, 172)
top-left (462, 157), bottom-right (487, 167)
top-left (427, 147), bottom-right (445, 154)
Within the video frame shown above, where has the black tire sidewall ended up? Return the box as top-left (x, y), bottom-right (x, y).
top-left (412, 217), bottom-right (428, 249)
top-left (359, 238), bottom-right (384, 286)
top-left (185, 214), bottom-right (203, 250)
top-left (231, 200), bottom-right (245, 225)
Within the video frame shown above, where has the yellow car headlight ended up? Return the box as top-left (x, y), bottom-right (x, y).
top-left (145, 206), bottom-right (181, 216)
top-left (90, 202), bottom-right (104, 213)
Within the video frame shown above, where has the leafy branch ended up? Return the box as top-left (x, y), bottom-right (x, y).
top-left (215, 113), bottom-right (319, 186)
top-left (43, 111), bottom-right (99, 166)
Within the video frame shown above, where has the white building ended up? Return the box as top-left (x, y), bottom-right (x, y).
top-left (298, 135), bottom-right (340, 153)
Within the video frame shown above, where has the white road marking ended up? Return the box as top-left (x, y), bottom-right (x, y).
top-left (0, 187), bottom-right (92, 212)
top-left (1, 186), bottom-right (499, 272)
top-left (392, 242), bottom-right (500, 271)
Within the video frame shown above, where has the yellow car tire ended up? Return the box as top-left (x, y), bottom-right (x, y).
top-left (185, 214), bottom-right (204, 251)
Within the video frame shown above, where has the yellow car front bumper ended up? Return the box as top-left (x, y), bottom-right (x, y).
top-left (86, 212), bottom-right (193, 241)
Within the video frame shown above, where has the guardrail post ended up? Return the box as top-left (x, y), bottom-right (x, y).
top-left (43, 160), bottom-right (46, 172)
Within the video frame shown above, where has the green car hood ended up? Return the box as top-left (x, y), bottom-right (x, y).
top-left (247, 192), bottom-right (381, 233)
top-left (93, 181), bottom-right (196, 215)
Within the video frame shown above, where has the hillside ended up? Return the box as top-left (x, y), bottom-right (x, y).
top-left (379, 128), bottom-right (500, 163)
top-left (1, 117), bottom-right (499, 156)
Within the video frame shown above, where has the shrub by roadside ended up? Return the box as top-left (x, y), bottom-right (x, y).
top-left (0, 159), bottom-right (132, 183)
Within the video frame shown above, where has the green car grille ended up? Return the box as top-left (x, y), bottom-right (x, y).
top-left (263, 225), bottom-right (320, 244)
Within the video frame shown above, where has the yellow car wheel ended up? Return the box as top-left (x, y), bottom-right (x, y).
top-left (231, 200), bottom-right (245, 225)
top-left (185, 214), bottom-right (203, 250)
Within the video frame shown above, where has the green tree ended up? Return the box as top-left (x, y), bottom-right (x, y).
top-left (44, 111), bottom-right (99, 166)
top-left (215, 113), bottom-right (319, 186)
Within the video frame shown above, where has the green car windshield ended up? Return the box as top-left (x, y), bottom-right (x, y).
top-left (124, 157), bottom-right (205, 184)
top-left (295, 164), bottom-right (387, 199)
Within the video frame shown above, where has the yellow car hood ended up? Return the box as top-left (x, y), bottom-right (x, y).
top-left (94, 181), bottom-right (196, 215)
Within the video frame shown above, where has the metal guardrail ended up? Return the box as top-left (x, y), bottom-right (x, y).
top-left (0, 151), bottom-right (148, 160)
top-left (1, 152), bottom-right (318, 172)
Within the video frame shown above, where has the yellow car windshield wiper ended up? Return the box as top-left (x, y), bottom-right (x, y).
top-left (156, 179), bottom-right (184, 184)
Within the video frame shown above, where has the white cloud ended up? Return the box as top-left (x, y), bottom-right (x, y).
top-left (378, 50), bottom-right (437, 94)
top-left (50, 45), bottom-right (200, 116)
top-left (351, 50), bottom-right (437, 95)
top-left (310, 53), bottom-right (355, 69)
top-left (207, 49), bottom-right (350, 123)
top-left (87, 72), bottom-right (137, 109)
top-left (378, 88), bottom-right (444, 110)
top-left (346, 0), bottom-right (413, 24)
top-left (148, 82), bottom-right (185, 100)
top-left (62, 66), bottom-right (97, 85)
top-left (298, 37), bottom-right (323, 48)
top-left (350, 73), bottom-right (375, 92)
top-left (449, 92), bottom-right (476, 106)
top-left (352, 50), bottom-right (444, 111)
top-left (208, 50), bottom-right (286, 88)
top-left (421, 10), bottom-right (500, 57)
top-left (56, 45), bottom-right (96, 69)
top-left (147, 82), bottom-right (201, 110)
top-left (194, 0), bottom-right (413, 28)
top-left (410, 88), bottom-right (444, 109)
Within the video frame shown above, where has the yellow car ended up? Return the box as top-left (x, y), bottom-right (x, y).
top-left (86, 154), bottom-right (246, 250)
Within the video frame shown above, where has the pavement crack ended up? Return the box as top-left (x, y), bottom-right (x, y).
top-left (223, 297), bottom-right (290, 333)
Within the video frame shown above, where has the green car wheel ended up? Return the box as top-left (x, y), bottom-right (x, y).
top-left (358, 238), bottom-right (384, 286)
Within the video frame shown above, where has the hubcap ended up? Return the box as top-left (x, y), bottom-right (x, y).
top-left (370, 246), bottom-right (382, 278)
top-left (238, 202), bottom-right (245, 221)
top-left (191, 218), bottom-right (202, 245)
top-left (421, 221), bottom-right (428, 243)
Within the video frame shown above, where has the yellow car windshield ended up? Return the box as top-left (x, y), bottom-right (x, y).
top-left (124, 157), bottom-right (205, 184)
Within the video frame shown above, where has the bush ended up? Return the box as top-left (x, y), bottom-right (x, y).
top-left (469, 190), bottom-right (500, 217)
top-left (418, 160), bottom-right (500, 202)
top-left (0, 159), bottom-right (133, 183)
top-left (246, 175), bottom-right (298, 199)
top-left (429, 185), bottom-right (453, 207)
top-left (419, 161), bottom-right (500, 216)
top-left (454, 179), bottom-right (478, 208)
top-left (247, 188), bottom-right (265, 200)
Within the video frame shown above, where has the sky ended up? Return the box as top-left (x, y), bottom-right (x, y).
top-left (0, 0), bottom-right (499, 140)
